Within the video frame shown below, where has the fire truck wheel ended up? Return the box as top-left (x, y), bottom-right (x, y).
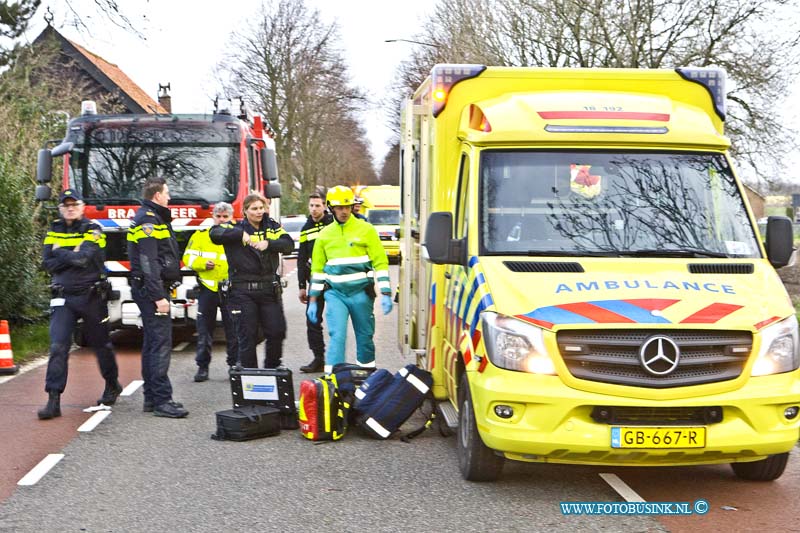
top-left (730, 452), bottom-right (789, 481)
top-left (457, 373), bottom-right (504, 481)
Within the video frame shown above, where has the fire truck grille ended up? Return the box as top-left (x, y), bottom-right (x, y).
top-left (557, 329), bottom-right (752, 388)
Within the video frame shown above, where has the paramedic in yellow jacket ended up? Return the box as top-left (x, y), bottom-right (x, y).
top-left (182, 202), bottom-right (238, 382)
top-left (307, 185), bottom-right (392, 373)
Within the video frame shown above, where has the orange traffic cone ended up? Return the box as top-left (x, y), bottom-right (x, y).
top-left (0, 320), bottom-right (19, 375)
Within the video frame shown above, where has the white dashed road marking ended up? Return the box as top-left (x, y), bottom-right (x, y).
top-left (599, 473), bottom-right (645, 502)
top-left (18, 454), bottom-right (64, 486)
top-left (77, 410), bottom-right (112, 432)
top-left (120, 380), bottom-right (144, 396)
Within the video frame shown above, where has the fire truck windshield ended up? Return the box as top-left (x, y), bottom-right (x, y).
top-left (66, 123), bottom-right (241, 204)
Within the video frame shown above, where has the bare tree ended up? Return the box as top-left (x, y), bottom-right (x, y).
top-left (390, 0), bottom-right (800, 183)
top-left (378, 143), bottom-right (399, 185)
top-left (218, 0), bottom-right (375, 213)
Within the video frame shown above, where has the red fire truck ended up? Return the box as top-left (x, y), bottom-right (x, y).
top-left (35, 99), bottom-right (282, 340)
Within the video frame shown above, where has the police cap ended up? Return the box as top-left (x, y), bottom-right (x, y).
top-left (59, 188), bottom-right (83, 204)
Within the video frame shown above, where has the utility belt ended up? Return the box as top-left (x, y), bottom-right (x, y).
top-left (231, 278), bottom-right (281, 293)
top-left (50, 280), bottom-right (111, 298)
top-left (318, 281), bottom-right (376, 299)
top-left (131, 276), bottom-right (181, 292)
top-left (364, 282), bottom-right (376, 299)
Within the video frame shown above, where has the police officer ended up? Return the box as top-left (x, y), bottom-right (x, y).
top-left (183, 202), bottom-right (238, 382)
top-left (38, 189), bottom-right (122, 420)
top-left (297, 192), bottom-right (333, 373)
top-left (128, 176), bottom-right (188, 418)
top-left (210, 192), bottom-right (294, 368)
top-left (307, 186), bottom-right (393, 374)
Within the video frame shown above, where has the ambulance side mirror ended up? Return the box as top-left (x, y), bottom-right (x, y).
top-left (425, 212), bottom-right (466, 265)
top-left (766, 216), bottom-right (794, 268)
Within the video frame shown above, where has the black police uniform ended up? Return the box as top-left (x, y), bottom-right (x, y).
top-left (210, 216), bottom-right (293, 368)
top-left (42, 209), bottom-right (120, 400)
top-left (297, 213), bottom-right (333, 368)
top-left (127, 199), bottom-right (182, 410)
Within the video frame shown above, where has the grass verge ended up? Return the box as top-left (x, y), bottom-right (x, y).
top-left (8, 320), bottom-right (49, 366)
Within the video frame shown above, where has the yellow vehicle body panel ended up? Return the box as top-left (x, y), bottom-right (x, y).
top-left (360, 185), bottom-right (400, 259)
top-left (473, 365), bottom-right (800, 465)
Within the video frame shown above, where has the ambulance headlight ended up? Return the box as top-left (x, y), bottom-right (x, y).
top-left (752, 315), bottom-right (799, 376)
top-left (481, 312), bottom-right (556, 375)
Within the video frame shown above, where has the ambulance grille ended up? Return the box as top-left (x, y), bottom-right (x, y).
top-left (590, 406), bottom-right (722, 425)
top-left (688, 263), bottom-right (754, 274)
top-left (557, 329), bottom-right (752, 388)
top-left (503, 261), bottom-right (584, 273)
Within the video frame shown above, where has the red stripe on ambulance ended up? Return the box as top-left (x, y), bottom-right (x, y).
top-left (557, 302), bottom-right (635, 323)
top-left (680, 303), bottom-right (743, 323)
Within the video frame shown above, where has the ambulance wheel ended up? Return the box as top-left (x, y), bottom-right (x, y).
top-left (457, 374), bottom-right (504, 481)
top-left (437, 415), bottom-right (454, 438)
top-left (730, 453), bottom-right (789, 481)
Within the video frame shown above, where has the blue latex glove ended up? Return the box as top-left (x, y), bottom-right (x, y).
top-left (306, 301), bottom-right (319, 324)
top-left (381, 294), bottom-right (393, 315)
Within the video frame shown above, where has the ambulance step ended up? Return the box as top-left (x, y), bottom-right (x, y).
top-left (437, 401), bottom-right (459, 430)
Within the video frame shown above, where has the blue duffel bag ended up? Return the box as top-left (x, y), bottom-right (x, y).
top-left (352, 364), bottom-right (434, 440)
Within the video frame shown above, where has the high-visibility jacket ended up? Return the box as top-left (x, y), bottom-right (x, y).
top-left (182, 228), bottom-right (229, 292)
top-left (309, 215), bottom-right (390, 298)
top-left (42, 217), bottom-right (106, 290)
top-left (127, 200), bottom-right (180, 301)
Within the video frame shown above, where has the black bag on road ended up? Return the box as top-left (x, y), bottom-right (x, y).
top-left (212, 405), bottom-right (281, 441)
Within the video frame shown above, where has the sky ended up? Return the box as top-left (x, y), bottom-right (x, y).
top-left (23, 0), bottom-right (800, 181)
top-left (24, 0), bottom-right (435, 167)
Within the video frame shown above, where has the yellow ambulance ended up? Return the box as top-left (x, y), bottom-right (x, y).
top-left (397, 64), bottom-right (799, 481)
top-left (359, 185), bottom-right (401, 262)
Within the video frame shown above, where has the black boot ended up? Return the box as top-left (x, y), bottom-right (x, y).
top-left (300, 358), bottom-right (324, 373)
top-left (37, 392), bottom-right (62, 420)
top-left (193, 367), bottom-right (209, 382)
top-left (97, 381), bottom-right (123, 405)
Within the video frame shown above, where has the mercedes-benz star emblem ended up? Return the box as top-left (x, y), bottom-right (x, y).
top-left (639, 336), bottom-right (680, 376)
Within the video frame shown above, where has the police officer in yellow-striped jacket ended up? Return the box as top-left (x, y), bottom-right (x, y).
top-left (128, 176), bottom-right (188, 418)
top-left (307, 186), bottom-right (392, 373)
top-left (38, 188), bottom-right (122, 420)
top-left (297, 192), bottom-right (333, 373)
top-left (183, 202), bottom-right (238, 382)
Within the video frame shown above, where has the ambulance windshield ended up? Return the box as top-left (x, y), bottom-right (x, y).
top-left (65, 123), bottom-right (240, 204)
top-left (480, 151), bottom-right (760, 258)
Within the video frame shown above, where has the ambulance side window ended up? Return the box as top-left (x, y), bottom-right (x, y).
top-left (455, 154), bottom-right (469, 238)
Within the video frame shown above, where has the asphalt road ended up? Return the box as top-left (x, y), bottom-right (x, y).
top-left (0, 262), bottom-right (796, 532)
